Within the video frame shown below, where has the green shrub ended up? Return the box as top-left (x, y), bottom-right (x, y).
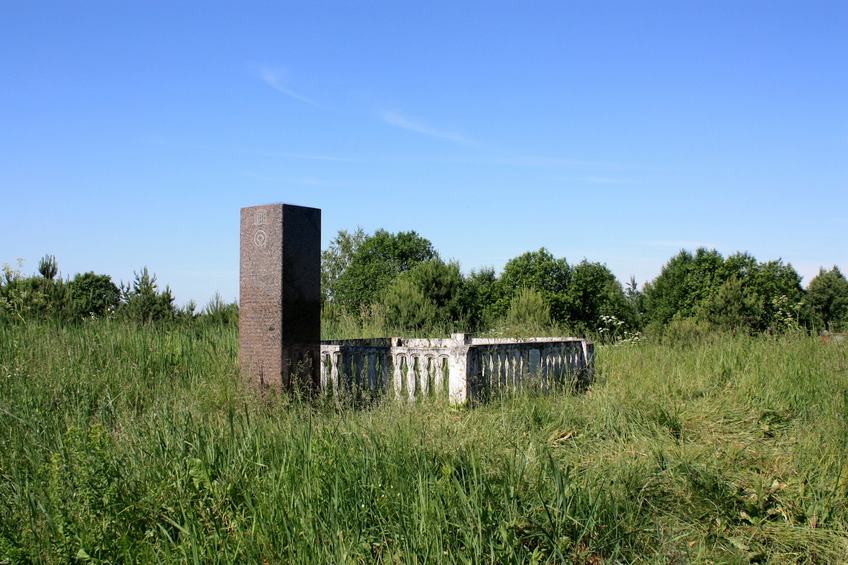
top-left (0, 258), bottom-right (72, 321)
top-left (68, 271), bottom-right (120, 318)
top-left (119, 267), bottom-right (176, 324)
top-left (199, 292), bottom-right (239, 326)
top-left (503, 287), bottom-right (556, 336)
top-left (383, 276), bottom-right (440, 333)
top-left (697, 275), bottom-right (763, 332)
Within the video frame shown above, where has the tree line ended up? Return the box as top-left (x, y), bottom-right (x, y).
top-left (320, 228), bottom-right (848, 338)
top-left (0, 256), bottom-right (237, 326)
top-left (3, 230), bottom-right (847, 337)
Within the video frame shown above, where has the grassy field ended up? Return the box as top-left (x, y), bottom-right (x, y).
top-left (1, 320), bottom-right (846, 563)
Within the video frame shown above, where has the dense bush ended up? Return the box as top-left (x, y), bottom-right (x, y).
top-left (495, 248), bottom-right (572, 323)
top-left (643, 248), bottom-right (806, 334)
top-left (803, 266), bottom-right (848, 332)
top-left (68, 272), bottom-right (121, 318)
top-left (1, 258), bottom-right (73, 320)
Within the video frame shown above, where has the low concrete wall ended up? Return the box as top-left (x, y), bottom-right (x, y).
top-left (319, 333), bottom-right (593, 403)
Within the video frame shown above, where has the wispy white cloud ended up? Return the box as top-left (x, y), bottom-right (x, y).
top-left (148, 137), bottom-right (357, 162)
top-left (243, 171), bottom-right (414, 192)
top-left (557, 176), bottom-right (640, 184)
top-left (282, 153), bottom-right (359, 162)
top-left (243, 171), bottom-right (353, 188)
top-left (259, 67), bottom-right (326, 109)
top-left (635, 240), bottom-right (718, 250)
top-left (380, 110), bottom-right (475, 145)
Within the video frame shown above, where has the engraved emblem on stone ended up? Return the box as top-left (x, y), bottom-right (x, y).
top-left (254, 209), bottom-right (268, 226)
top-left (253, 229), bottom-right (267, 248)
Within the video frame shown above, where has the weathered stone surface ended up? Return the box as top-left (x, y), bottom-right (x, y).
top-left (319, 334), bottom-right (594, 404)
top-left (239, 203), bottom-right (321, 390)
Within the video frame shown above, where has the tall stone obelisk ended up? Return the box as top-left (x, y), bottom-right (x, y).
top-left (239, 203), bottom-right (321, 391)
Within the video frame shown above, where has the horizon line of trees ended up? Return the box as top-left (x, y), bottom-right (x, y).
top-left (0, 256), bottom-right (237, 326)
top-left (3, 230), bottom-right (847, 337)
top-left (319, 228), bottom-right (847, 337)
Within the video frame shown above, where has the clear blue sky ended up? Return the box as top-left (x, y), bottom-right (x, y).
top-left (3, 1), bottom-right (846, 306)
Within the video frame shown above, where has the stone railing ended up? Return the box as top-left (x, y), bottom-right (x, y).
top-left (319, 334), bottom-right (593, 404)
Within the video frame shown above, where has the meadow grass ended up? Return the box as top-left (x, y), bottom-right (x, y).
top-left (1, 320), bottom-right (846, 563)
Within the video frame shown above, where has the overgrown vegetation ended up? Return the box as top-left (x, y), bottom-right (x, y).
top-left (1, 320), bottom-right (846, 563)
top-left (4, 231), bottom-right (847, 337)
top-left (2, 235), bottom-right (848, 562)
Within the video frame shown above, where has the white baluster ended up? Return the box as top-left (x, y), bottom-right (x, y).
top-left (503, 349), bottom-right (511, 388)
top-left (321, 353), bottom-right (329, 392)
top-left (331, 352), bottom-right (340, 396)
top-left (420, 356), bottom-right (430, 398)
top-left (381, 352), bottom-right (391, 394)
top-left (486, 350), bottom-right (493, 387)
top-left (491, 350), bottom-right (498, 386)
top-left (518, 349), bottom-right (526, 386)
top-left (406, 354), bottom-right (416, 401)
top-left (503, 348), bottom-right (511, 388)
top-left (435, 355), bottom-right (446, 394)
top-left (367, 352), bottom-right (377, 393)
top-left (393, 354), bottom-right (404, 399)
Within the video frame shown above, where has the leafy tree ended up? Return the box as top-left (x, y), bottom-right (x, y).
top-left (406, 260), bottom-right (466, 320)
top-left (720, 251), bottom-right (758, 279)
top-left (490, 250), bottom-right (633, 334)
top-left (644, 248), bottom-right (731, 325)
top-left (321, 227), bottom-right (366, 303)
top-left (643, 250), bottom-right (694, 325)
top-left (680, 248), bottom-right (726, 314)
top-left (804, 266), bottom-right (848, 332)
top-left (565, 260), bottom-right (630, 332)
top-left (333, 230), bottom-right (437, 314)
top-left (68, 272), bottom-right (120, 318)
top-left (463, 267), bottom-right (505, 331)
top-left (710, 253), bottom-right (804, 331)
top-left (645, 249), bottom-right (806, 333)
top-left (495, 248), bottom-right (571, 323)
top-left (746, 259), bottom-right (804, 330)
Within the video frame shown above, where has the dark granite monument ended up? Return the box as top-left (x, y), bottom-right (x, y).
top-left (239, 203), bottom-right (321, 391)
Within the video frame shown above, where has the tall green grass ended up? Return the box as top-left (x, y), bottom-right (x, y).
top-left (1, 320), bottom-right (846, 563)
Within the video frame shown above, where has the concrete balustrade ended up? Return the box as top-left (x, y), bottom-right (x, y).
top-left (319, 333), bottom-right (593, 404)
